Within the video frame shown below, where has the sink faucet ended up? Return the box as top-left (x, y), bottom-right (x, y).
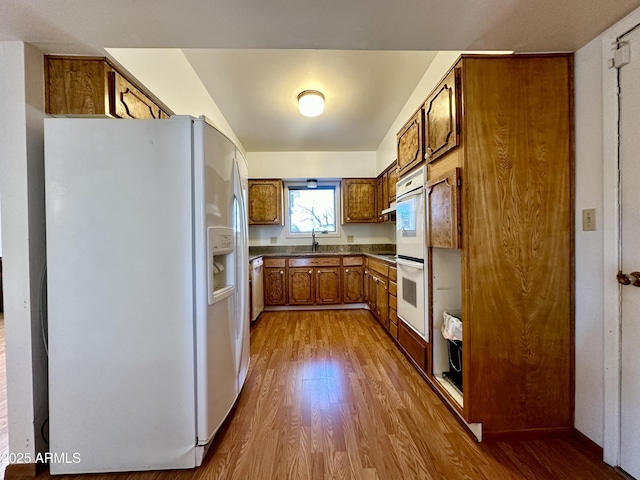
top-left (311, 229), bottom-right (319, 252)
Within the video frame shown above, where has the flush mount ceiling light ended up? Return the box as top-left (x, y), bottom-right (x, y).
top-left (297, 90), bottom-right (325, 117)
top-left (307, 179), bottom-right (318, 188)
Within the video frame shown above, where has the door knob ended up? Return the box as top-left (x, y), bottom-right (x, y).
top-left (617, 271), bottom-right (640, 287)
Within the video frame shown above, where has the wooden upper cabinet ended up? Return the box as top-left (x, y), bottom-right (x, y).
top-left (111, 71), bottom-right (169, 120)
top-left (44, 56), bottom-right (171, 119)
top-left (377, 176), bottom-right (384, 222)
top-left (424, 68), bottom-right (460, 163)
top-left (388, 162), bottom-right (399, 204)
top-left (427, 167), bottom-right (461, 249)
top-left (341, 179), bottom-right (378, 223)
top-left (397, 110), bottom-right (424, 177)
top-left (248, 179), bottom-right (284, 225)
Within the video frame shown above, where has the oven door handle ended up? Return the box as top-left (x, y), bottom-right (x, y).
top-left (396, 188), bottom-right (424, 203)
top-left (396, 258), bottom-right (424, 269)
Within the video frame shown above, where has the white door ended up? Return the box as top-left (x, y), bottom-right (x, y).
top-left (618, 25), bottom-right (640, 480)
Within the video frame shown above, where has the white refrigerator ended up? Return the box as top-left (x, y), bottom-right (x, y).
top-left (44, 116), bottom-right (250, 474)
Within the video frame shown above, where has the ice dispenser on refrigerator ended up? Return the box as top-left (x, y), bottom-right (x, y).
top-left (208, 226), bottom-right (235, 304)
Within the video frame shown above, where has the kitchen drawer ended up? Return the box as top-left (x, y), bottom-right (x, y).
top-left (398, 321), bottom-right (428, 372)
top-left (368, 258), bottom-right (389, 278)
top-left (389, 307), bottom-right (398, 325)
top-left (389, 281), bottom-right (397, 297)
top-left (389, 321), bottom-right (398, 339)
top-left (288, 257), bottom-right (340, 267)
top-left (389, 293), bottom-right (397, 310)
top-left (389, 266), bottom-right (397, 282)
top-left (264, 258), bottom-right (286, 268)
top-left (343, 256), bottom-right (364, 267)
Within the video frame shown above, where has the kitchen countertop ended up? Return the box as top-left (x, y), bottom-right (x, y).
top-left (249, 251), bottom-right (396, 263)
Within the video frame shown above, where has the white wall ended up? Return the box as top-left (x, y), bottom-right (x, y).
top-left (249, 222), bottom-right (396, 248)
top-left (375, 51), bottom-right (463, 175)
top-left (246, 150), bottom-right (395, 247)
top-left (106, 48), bottom-right (246, 155)
top-left (246, 151), bottom-right (377, 178)
top-left (0, 41), bottom-right (49, 458)
top-left (574, 36), bottom-right (606, 447)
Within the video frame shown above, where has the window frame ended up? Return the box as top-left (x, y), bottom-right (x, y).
top-left (284, 180), bottom-right (342, 238)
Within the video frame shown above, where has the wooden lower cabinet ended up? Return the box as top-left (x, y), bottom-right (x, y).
top-left (288, 268), bottom-right (314, 305)
top-left (343, 266), bottom-right (364, 303)
top-left (389, 266), bottom-right (398, 339)
top-left (375, 277), bottom-right (389, 328)
top-left (367, 272), bottom-right (377, 312)
top-left (316, 267), bottom-right (342, 305)
top-left (264, 258), bottom-right (287, 306)
top-left (261, 254), bottom-right (389, 309)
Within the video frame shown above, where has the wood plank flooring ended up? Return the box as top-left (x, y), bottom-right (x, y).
top-left (29, 310), bottom-right (621, 479)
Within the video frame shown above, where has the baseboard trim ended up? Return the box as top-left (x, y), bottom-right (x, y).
top-left (264, 304), bottom-right (366, 312)
top-left (482, 427), bottom-right (573, 442)
top-left (571, 428), bottom-right (604, 460)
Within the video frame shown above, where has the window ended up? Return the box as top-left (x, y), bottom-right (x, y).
top-left (285, 181), bottom-right (340, 237)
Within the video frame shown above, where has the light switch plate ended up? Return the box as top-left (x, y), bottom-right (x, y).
top-left (582, 208), bottom-right (596, 231)
top-left (270, 236), bottom-right (278, 244)
top-left (347, 235), bottom-right (354, 243)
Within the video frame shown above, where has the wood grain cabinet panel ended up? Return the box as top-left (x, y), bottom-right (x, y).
top-left (459, 55), bottom-right (573, 436)
top-left (398, 321), bottom-right (428, 372)
top-left (316, 267), bottom-right (342, 304)
top-left (343, 266), bottom-right (364, 303)
top-left (248, 179), bottom-right (284, 225)
top-left (377, 176), bottom-right (384, 222)
top-left (427, 168), bottom-right (461, 249)
top-left (264, 264), bottom-right (287, 306)
top-left (341, 179), bottom-right (378, 223)
top-left (397, 110), bottom-right (425, 177)
top-left (415, 54), bottom-right (573, 439)
top-left (288, 268), bottom-right (314, 305)
top-left (45, 55), bottom-right (171, 119)
top-left (388, 162), bottom-right (399, 204)
top-left (111, 71), bottom-right (168, 119)
top-left (376, 276), bottom-right (389, 329)
top-left (424, 68), bottom-right (460, 163)
top-left (363, 267), bottom-right (371, 306)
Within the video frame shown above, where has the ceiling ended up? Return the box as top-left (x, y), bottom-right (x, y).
top-left (2, 0), bottom-right (640, 152)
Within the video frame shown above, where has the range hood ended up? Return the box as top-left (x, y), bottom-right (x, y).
top-left (381, 201), bottom-right (396, 215)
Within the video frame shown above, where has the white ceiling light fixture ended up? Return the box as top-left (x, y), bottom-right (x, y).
top-left (297, 90), bottom-right (325, 117)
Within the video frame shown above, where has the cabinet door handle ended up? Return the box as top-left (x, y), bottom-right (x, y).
top-left (345, 269), bottom-right (349, 273)
top-left (309, 270), bottom-right (312, 274)
top-left (279, 270), bottom-right (284, 275)
top-left (618, 271), bottom-right (640, 287)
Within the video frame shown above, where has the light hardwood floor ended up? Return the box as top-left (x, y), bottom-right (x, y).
top-left (25, 310), bottom-right (622, 479)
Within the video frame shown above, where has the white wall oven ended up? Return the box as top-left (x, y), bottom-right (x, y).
top-left (395, 166), bottom-right (428, 340)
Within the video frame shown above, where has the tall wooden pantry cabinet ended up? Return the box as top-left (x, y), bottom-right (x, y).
top-left (413, 54), bottom-right (573, 441)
